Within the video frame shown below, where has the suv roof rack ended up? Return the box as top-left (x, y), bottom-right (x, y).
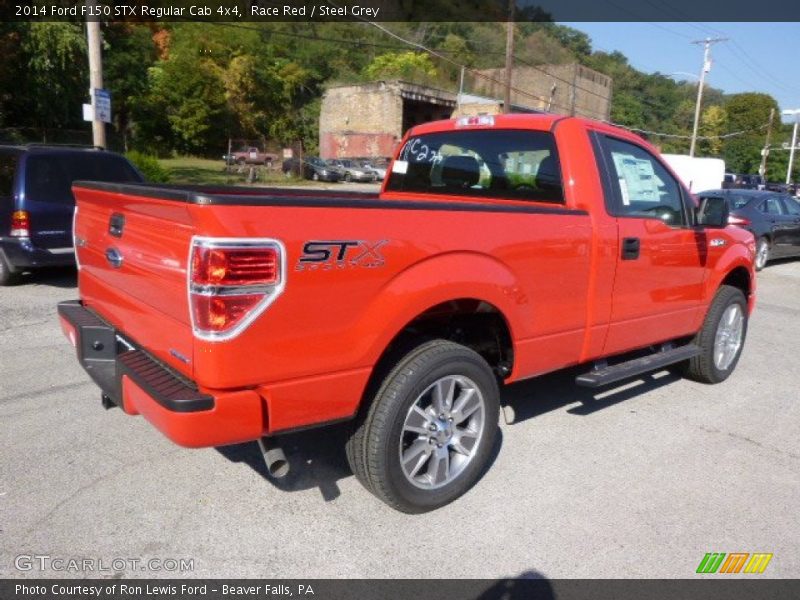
top-left (23, 143), bottom-right (105, 150)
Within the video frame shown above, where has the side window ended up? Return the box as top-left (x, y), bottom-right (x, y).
top-left (781, 196), bottom-right (800, 216)
top-left (25, 156), bottom-right (72, 204)
top-left (601, 136), bottom-right (686, 226)
top-left (0, 153), bottom-right (17, 198)
top-left (761, 197), bottom-right (784, 216)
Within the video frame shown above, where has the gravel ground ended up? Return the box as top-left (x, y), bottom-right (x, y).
top-left (1, 259), bottom-right (797, 579)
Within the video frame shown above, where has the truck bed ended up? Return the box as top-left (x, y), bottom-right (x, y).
top-left (71, 180), bottom-right (593, 403)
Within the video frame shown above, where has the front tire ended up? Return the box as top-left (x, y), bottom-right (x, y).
top-left (682, 285), bottom-right (748, 384)
top-left (346, 340), bottom-right (500, 513)
top-left (754, 237), bottom-right (770, 271)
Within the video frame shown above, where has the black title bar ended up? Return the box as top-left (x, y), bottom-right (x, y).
top-left (5, 0), bottom-right (800, 22)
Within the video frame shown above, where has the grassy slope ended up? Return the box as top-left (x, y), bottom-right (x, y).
top-left (159, 156), bottom-right (299, 186)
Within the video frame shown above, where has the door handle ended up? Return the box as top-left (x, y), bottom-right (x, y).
top-left (622, 237), bottom-right (640, 260)
top-left (105, 247), bottom-right (123, 269)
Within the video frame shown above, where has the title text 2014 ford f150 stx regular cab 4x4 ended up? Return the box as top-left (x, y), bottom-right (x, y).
top-left (58, 114), bottom-right (755, 512)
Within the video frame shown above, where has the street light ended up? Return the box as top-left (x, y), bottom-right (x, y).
top-left (783, 109), bottom-right (800, 185)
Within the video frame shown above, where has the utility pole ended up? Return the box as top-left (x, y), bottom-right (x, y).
top-left (783, 109), bottom-right (800, 185)
top-left (503, 0), bottom-right (514, 114)
top-left (758, 108), bottom-right (775, 179)
top-left (86, 0), bottom-right (106, 149)
top-left (457, 66), bottom-right (465, 110)
top-left (689, 37), bottom-right (727, 157)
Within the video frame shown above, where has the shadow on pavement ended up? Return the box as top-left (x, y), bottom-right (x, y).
top-left (217, 421), bottom-right (504, 503)
top-left (218, 364), bottom-right (680, 501)
top-left (501, 367), bottom-right (682, 424)
top-left (473, 570), bottom-right (554, 600)
top-left (16, 266), bottom-right (77, 289)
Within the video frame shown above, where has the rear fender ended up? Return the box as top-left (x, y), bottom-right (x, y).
top-left (354, 251), bottom-right (527, 367)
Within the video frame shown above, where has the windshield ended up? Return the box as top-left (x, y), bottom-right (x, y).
top-left (386, 129), bottom-right (563, 203)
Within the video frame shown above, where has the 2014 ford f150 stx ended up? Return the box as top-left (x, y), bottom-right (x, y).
top-left (58, 114), bottom-right (755, 512)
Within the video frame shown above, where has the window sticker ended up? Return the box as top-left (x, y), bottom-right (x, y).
top-left (392, 160), bottom-right (408, 174)
top-left (619, 178), bottom-right (630, 205)
top-left (613, 153), bottom-right (659, 203)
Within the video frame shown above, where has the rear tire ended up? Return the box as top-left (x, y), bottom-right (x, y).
top-left (681, 285), bottom-right (748, 384)
top-left (346, 340), bottom-right (499, 513)
top-left (0, 253), bottom-right (19, 286)
top-left (754, 237), bottom-right (770, 271)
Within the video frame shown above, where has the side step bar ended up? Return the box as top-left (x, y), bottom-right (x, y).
top-left (575, 344), bottom-right (701, 388)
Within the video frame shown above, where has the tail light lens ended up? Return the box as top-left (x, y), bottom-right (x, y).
top-left (189, 238), bottom-right (285, 341)
top-left (11, 210), bottom-right (29, 237)
top-left (728, 214), bottom-right (750, 226)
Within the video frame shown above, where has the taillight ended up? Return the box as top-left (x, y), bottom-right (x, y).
top-left (728, 214), bottom-right (750, 226)
top-left (189, 238), bottom-right (285, 341)
top-left (11, 210), bottom-right (29, 237)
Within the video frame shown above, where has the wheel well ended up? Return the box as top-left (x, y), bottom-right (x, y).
top-left (721, 266), bottom-right (751, 297)
top-left (378, 299), bottom-right (514, 380)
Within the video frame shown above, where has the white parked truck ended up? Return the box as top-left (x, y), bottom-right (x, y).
top-left (661, 154), bottom-right (726, 194)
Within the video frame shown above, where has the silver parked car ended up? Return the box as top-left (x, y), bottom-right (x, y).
top-left (325, 159), bottom-right (377, 183)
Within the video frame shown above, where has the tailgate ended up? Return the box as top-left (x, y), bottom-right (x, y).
top-left (72, 184), bottom-right (196, 379)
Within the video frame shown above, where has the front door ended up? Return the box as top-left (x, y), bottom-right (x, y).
top-left (594, 135), bottom-right (707, 356)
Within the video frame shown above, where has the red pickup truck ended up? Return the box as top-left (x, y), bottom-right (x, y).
top-left (59, 114), bottom-right (755, 513)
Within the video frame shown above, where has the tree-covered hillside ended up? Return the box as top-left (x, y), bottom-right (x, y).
top-left (0, 21), bottom-right (794, 180)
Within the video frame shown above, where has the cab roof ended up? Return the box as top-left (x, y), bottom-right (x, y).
top-left (408, 113), bottom-right (645, 144)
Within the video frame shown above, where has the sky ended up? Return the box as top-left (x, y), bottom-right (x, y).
top-left (562, 22), bottom-right (800, 123)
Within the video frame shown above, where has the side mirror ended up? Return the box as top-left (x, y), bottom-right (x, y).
top-left (696, 196), bottom-right (729, 228)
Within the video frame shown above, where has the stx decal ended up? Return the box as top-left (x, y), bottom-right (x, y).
top-left (296, 240), bottom-right (388, 271)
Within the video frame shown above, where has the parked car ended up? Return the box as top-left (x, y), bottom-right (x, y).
top-left (281, 157), bottom-right (341, 182)
top-left (698, 188), bottom-right (800, 270)
top-left (303, 157), bottom-right (341, 182)
top-left (734, 174), bottom-right (766, 190)
top-left (722, 172), bottom-right (737, 189)
top-left (60, 114), bottom-right (753, 513)
top-left (325, 159), bottom-right (377, 182)
top-left (225, 147), bottom-right (278, 166)
top-left (0, 145), bottom-right (144, 285)
top-left (356, 158), bottom-right (388, 180)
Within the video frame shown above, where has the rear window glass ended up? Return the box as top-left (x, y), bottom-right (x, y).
top-left (726, 195), bottom-right (753, 210)
top-left (0, 152), bottom-right (18, 197)
top-left (25, 153), bottom-right (141, 204)
top-left (386, 129), bottom-right (563, 203)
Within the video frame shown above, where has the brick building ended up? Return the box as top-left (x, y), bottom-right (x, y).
top-left (318, 66), bottom-right (612, 159)
top-left (470, 64), bottom-right (612, 121)
top-left (319, 81), bottom-right (456, 159)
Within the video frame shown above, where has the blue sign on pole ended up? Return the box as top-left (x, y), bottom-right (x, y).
top-left (94, 89), bottom-right (112, 124)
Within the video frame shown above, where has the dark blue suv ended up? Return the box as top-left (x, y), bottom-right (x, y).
top-left (0, 145), bottom-right (143, 284)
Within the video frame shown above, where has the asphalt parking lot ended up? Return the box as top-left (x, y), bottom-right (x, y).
top-left (1, 260), bottom-right (798, 579)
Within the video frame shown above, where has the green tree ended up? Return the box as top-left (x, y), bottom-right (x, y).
top-left (104, 24), bottom-right (158, 149)
top-left (722, 93), bottom-right (778, 174)
top-left (700, 105), bottom-right (728, 156)
top-left (20, 23), bottom-right (87, 132)
top-left (363, 51), bottom-right (437, 81)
